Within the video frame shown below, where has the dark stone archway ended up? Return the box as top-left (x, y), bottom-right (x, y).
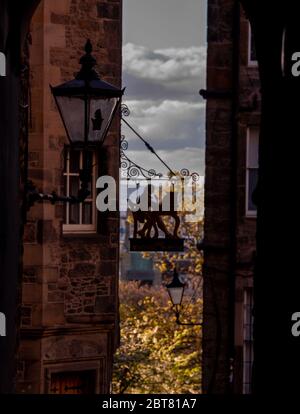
top-left (240, 0), bottom-right (300, 394)
top-left (203, 0), bottom-right (300, 394)
top-left (0, 0), bottom-right (41, 393)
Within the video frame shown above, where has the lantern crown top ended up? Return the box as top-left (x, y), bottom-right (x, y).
top-left (76, 39), bottom-right (100, 81)
top-left (51, 39), bottom-right (125, 97)
top-left (166, 268), bottom-right (185, 289)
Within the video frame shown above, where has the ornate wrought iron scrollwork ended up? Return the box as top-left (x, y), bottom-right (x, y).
top-left (180, 168), bottom-right (200, 182)
top-left (120, 135), bottom-right (163, 179)
top-left (120, 104), bottom-right (200, 182)
top-left (121, 103), bottom-right (130, 117)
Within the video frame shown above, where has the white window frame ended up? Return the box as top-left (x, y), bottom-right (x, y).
top-left (248, 23), bottom-right (258, 67)
top-left (63, 148), bottom-right (97, 234)
top-left (246, 127), bottom-right (259, 218)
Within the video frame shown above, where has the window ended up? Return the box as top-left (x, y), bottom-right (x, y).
top-left (50, 370), bottom-right (96, 394)
top-left (248, 23), bottom-right (258, 66)
top-left (246, 127), bottom-right (259, 217)
top-left (63, 148), bottom-right (97, 233)
top-left (243, 288), bottom-right (254, 394)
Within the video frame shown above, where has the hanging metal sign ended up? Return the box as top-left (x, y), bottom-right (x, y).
top-left (120, 104), bottom-right (200, 252)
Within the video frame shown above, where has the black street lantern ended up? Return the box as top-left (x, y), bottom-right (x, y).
top-left (51, 39), bottom-right (124, 146)
top-left (26, 40), bottom-right (124, 210)
top-left (166, 268), bottom-right (201, 326)
top-left (166, 268), bottom-right (185, 307)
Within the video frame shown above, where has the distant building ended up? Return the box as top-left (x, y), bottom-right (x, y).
top-left (120, 211), bottom-right (160, 286)
top-left (202, 0), bottom-right (260, 394)
top-left (17, 0), bottom-right (122, 394)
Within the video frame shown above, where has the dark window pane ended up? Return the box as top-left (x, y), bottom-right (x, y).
top-left (81, 150), bottom-right (93, 170)
top-left (63, 175), bottom-right (68, 225)
top-left (64, 148), bottom-right (68, 172)
top-left (86, 151), bottom-right (94, 169)
top-left (87, 180), bottom-right (92, 196)
top-left (247, 128), bottom-right (259, 168)
top-left (248, 169), bottom-right (258, 211)
top-left (69, 204), bottom-right (80, 224)
top-left (82, 203), bottom-right (92, 224)
top-left (63, 205), bottom-right (67, 225)
top-left (69, 150), bottom-right (80, 173)
top-left (70, 176), bottom-right (80, 197)
top-left (64, 175), bottom-right (68, 196)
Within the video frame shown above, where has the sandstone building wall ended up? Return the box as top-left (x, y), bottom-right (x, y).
top-left (17, 0), bottom-right (122, 394)
top-left (202, 0), bottom-right (260, 393)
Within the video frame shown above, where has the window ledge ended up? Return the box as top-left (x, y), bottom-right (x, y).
top-left (245, 214), bottom-right (257, 219)
top-left (61, 232), bottom-right (106, 242)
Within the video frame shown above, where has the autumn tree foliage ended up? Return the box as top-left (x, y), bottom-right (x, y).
top-left (112, 281), bottom-right (202, 394)
top-left (114, 178), bottom-right (203, 393)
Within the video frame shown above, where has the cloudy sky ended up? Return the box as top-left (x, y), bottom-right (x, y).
top-left (122, 0), bottom-right (207, 177)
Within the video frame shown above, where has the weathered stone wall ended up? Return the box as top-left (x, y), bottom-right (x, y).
top-left (203, 0), bottom-right (260, 393)
top-left (18, 0), bottom-right (122, 394)
top-left (202, 0), bottom-right (235, 394)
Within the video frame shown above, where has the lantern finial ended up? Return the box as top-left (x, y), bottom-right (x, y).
top-left (76, 39), bottom-right (99, 81)
top-left (51, 39), bottom-right (124, 146)
top-left (85, 39), bottom-right (93, 54)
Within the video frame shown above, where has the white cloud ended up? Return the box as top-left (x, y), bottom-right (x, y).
top-left (122, 99), bottom-right (205, 149)
top-left (121, 43), bottom-right (206, 175)
top-left (123, 43), bottom-right (206, 83)
top-left (127, 99), bottom-right (204, 118)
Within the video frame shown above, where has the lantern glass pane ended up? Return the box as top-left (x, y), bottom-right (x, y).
top-left (55, 95), bottom-right (119, 144)
top-left (89, 97), bottom-right (118, 142)
top-left (55, 96), bottom-right (85, 143)
top-left (168, 287), bottom-right (184, 306)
